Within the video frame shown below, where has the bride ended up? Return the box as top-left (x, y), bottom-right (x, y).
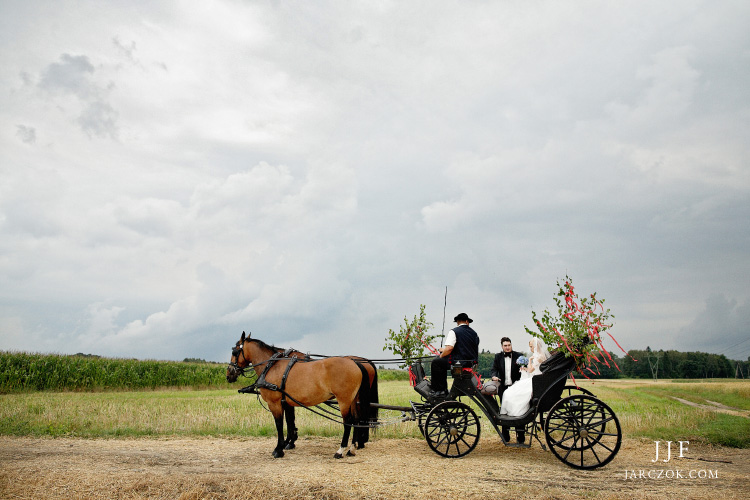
top-left (500, 338), bottom-right (551, 417)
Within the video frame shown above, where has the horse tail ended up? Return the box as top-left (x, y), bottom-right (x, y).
top-left (366, 360), bottom-right (379, 436)
top-left (353, 361), bottom-right (372, 447)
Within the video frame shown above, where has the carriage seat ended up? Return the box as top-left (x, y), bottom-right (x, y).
top-left (496, 400), bottom-right (538, 427)
top-left (496, 353), bottom-right (575, 426)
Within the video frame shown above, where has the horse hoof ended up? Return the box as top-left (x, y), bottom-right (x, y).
top-left (346, 450), bottom-right (356, 457)
top-left (272, 449), bottom-right (285, 458)
top-left (284, 443), bottom-right (296, 450)
top-left (334, 453), bottom-right (343, 459)
top-left (356, 443), bottom-right (366, 450)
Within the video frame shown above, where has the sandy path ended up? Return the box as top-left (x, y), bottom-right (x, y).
top-left (669, 397), bottom-right (750, 418)
top-left (1, 436), bottom-right (748, 499)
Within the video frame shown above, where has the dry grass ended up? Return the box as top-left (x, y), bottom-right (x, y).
top-left (3, 379), bottom-right (750, 499)
top-left (2, 436), bottom-right (749, 500)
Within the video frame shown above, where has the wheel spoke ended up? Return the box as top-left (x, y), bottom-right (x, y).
top-left (592, 440), bottom-right (615, 453)
top-left (549, 431), bottom-right (577, 446)
top-left (584, 415), bottom-right (616, 428)
top-left (562, 435), bottom-right (578, 460)
top-left (586, 436), bottom-right (601, 464)
top-left (546, 422), bottom-right (576, 433)
top-left (586, 430), bottom-right (618, 438)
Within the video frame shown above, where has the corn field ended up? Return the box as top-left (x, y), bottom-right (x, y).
top-left (0, 351), bottom-right (232, 392)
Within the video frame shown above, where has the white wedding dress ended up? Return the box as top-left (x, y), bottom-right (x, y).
top-left (500, 340), bottom-right (550, 417)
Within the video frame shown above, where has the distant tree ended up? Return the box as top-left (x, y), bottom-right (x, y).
top-left (661, 350), bottom-right (673, 378)
top-left (622, 350), bottom-right (650, 378)
top-left (477, 351), bottom-right (495, 378)
top-left (678, 353), bottom-right (703, 378)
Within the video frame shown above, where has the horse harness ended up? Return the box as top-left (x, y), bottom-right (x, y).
top-left (239, 348), bottom-right (309, 406)
top-left (234, 347), bottom-right (381, 429)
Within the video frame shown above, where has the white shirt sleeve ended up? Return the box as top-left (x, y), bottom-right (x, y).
top-left (444, 329), bottom-right (457, 347)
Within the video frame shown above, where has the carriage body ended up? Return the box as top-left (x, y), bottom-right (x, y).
top-left (410, 352), bottom-right (622, 469)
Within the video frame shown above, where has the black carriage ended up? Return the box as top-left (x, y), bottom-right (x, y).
top-left (231, 333), bottom-right (622, 468)
top-left (407, 352), bottom-right (622, 469)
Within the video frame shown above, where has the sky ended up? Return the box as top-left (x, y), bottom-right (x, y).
top-left (1, 0), bottom-right (749, 364)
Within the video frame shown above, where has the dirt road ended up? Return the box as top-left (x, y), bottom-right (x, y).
top-left (1, 436), bottom-right (748, 499)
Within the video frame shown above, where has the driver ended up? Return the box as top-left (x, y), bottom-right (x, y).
top-left (428, 313), bottom-right (480, 399)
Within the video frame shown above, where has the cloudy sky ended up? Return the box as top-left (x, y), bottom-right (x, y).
top-left (1, 1), bottom-right (749, 364)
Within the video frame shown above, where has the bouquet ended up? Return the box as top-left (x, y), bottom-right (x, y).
top-left (524, 275), bottom-right (631, 377)
top-left (516, 355), bottom-right (529, 367)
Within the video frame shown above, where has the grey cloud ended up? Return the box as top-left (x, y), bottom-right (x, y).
top-left (679, 294), bottom-right (750, 360)
top-left (37, 53), bottom-right (119, 138)
top-left (38, 54), bottom-right (96, 98)
top-left (112, 37), bottom-right (138, 64)
top-left (15, 124), bottom-right (36, 144)
top-left (1, 1), bottom-right (749, 362)
top-left (77, 100), bottom-right (119, 138)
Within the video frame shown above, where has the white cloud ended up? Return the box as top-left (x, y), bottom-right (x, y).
top-left (1, 0), bottom-right (749, 362)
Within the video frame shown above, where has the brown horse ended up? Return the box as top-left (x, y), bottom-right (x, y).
top-left (231, 347), bottom-right (378, 452)
top-left (226, 331), bottom-right (376, 458)
top-left (273, 354), bottom-right (378, 451)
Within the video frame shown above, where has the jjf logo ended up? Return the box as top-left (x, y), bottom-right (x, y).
top-left (652, 440), bottom-right (689, 463)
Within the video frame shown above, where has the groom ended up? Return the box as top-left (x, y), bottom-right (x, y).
top-left (491, 337), bottom-right (525, 443)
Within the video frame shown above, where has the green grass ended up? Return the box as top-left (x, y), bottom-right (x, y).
top-left (573, 379), bottom-right (750, 448)
top-left (1, 377), bottom-right (748, 448)
top-left (0, 351), bottom-right (233, 392)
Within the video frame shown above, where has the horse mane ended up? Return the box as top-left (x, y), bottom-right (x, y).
top-left (247, 337), bottom-right (284, 354)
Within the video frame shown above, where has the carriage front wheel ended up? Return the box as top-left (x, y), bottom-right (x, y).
top-left (424, 401), bottom-right (481, 458)
top-left (545, 395), bottom-right (622, 469)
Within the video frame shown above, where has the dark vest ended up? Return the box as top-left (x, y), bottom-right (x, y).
top-left (450, 324), bottom-right (480, 366)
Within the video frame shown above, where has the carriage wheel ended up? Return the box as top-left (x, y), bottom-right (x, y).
top-left (562, 384), bottom-right (594, 398)
top-left (545, 395), bottom-right (621, 469)
top-left (538, 386), bottom-right (596, 428)
top-left (424, 401), bottom-right (481, 458)
top-left (560, 386), bottom-right (607, 449)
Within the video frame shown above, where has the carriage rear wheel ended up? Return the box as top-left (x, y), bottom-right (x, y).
top-left (562, 384), bottom-right (594, 398)
top-left (545, 395), bottom-right (622, 469)
top-left (424, 401), bottom-right (481, 458)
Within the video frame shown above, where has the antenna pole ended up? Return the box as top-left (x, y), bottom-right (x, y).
top-left (440, 286), bottom-right (447, 348)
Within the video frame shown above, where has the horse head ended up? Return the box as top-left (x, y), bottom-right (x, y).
top-left (226, 331), bottom-right (250, 382)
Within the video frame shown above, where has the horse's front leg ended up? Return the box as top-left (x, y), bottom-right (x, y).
top-left (283, 405), bottom-right (298, 450)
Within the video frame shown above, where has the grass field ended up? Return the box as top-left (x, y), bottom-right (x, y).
top-left (1, 378), bottom-right (748, 447)
top-left (0, 352), bottom-right (233, 392)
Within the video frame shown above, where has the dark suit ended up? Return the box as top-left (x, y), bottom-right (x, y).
top-left (492, 350), bottom-right (525, 441)
top-left (491, 350), bottom-right (522, 401)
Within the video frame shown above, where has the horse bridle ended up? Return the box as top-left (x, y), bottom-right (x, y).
top-left (228, 342), bottom-right (251, 378)
top-left (228, 341), bottom-right (278, 378)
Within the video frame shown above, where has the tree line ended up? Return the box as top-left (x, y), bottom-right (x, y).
top-left (475, 348), bottom-right (749, 379)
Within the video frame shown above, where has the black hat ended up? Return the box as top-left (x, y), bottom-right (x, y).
top-left (453, 313), bottom-right (473, 323)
